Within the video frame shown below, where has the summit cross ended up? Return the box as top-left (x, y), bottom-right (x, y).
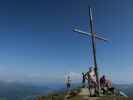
top-left (73, 7), bottom-right (108, 96)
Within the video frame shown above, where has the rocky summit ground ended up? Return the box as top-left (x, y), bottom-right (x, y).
top-left (37, 87), bottom-right (130, 100)
top-left (38, 95), bottom-right (129, 100)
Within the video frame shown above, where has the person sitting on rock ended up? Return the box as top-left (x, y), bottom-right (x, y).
top-left (100, 75), bottom-right (114, 95)
top-left (105, 79), bottom-right (115, 95)
top-left (100, 75), bottom-right (107, 94)
top-left (100, 75), bottom-right (106, 88)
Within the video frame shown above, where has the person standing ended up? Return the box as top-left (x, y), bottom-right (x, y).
top-left (86, 67), bottom-right (97, 96)
top-left (82, 72), bottom-right (86, 88)
top-left (65, 75), bottom-right (71, 91)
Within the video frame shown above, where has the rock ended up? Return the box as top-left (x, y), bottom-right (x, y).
top-left (78, 88), bottom-right (90, 96)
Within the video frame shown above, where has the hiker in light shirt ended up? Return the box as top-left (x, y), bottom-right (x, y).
top-left (85, 67), bottom-right (97, 96)
top-left (65, 75), bottom-right (71, 90)
top-left (87, 67), bottom-right (97, 86)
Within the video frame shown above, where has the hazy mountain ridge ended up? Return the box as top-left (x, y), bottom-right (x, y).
top-left (114, 84), bottom-right (133, 97)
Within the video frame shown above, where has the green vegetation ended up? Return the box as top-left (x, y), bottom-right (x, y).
top-left (38, 92), bottom-right (65, 100)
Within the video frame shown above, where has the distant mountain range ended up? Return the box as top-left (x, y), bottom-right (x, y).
top-left (0, 81), bottom-right (132, 100)
top-left (114, 84), bottom-right (133, 97)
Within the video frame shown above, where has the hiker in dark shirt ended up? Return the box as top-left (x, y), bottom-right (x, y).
top-left (100, 75), bottom-right (106, 88)
top-left (100, 75), bottom-right (107, 94)
top-left (82, 72), bottom-right (86, 88)
top-left (100, 75), bottom-right (114, 95)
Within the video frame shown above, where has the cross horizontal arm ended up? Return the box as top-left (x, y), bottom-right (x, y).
top-left (73, 28), bottom-right (108, 42)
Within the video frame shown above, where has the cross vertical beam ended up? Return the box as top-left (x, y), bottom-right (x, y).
top-left (89, 8), bottom-right (100, 96)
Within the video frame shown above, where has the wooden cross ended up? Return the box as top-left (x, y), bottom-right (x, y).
top-left (73, 7), bottom-right (108, 96)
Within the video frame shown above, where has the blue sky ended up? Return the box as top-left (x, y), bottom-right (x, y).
top-left (0, 0), bottom-right (132, 84)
